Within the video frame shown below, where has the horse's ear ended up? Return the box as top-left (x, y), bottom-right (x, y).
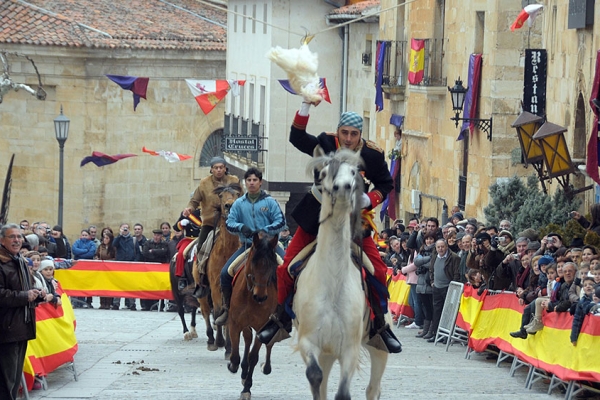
top-left (252, 231), bottom-right (261, 247)
top-left (269, 234), bottom-right (279, 249)
top-left (313, 145), bottom-right (325, 158)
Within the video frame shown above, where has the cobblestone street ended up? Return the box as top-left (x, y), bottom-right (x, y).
top-left (29, 300), bottom-right (563, 400)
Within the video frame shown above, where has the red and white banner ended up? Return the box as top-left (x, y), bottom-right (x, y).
top-left (185, 79), bottom-right (245, 114)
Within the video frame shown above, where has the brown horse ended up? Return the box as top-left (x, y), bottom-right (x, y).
top-left (205, 183), bottom-right (243, 353)
top-left (227, 233), bottom-right (279, 400)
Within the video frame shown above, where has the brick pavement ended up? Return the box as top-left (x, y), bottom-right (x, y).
top-left (27, 300), bottom-right (565, 400)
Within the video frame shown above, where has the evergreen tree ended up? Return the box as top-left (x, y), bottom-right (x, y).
top-left (484, 175), bottom-right (581, 236)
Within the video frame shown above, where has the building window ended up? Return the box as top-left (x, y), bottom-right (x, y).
top-left (199, 129), bottom-right (224, 167)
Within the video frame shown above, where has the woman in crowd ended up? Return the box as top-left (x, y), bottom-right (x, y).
top-left (412, 231), bottom-right (437, 338)
top-left (581, 245), bottom-right (598, 264)
top-left (94, 231), bottom-right (116, 309)
top-left (572, 204), bottom-right (600, 235)
top-left (160, 222), bottom-right (172, 242)
top-left (51, 225), bottom-right (72, 259)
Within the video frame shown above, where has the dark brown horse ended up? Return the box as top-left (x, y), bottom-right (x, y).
top-left (205, 183), bottom-right (243, 353)
top-left (227, 233), bottom-right (279, 400)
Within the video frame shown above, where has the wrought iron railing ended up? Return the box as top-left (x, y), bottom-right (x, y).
top-left (376, 40), bottom-right (408, 87)
top-left (416, 38), bottom-right (446, 87)
top-left (458, 175), bottom-right (467, 211)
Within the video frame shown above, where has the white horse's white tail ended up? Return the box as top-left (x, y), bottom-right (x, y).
top-left (293, 148), bottom-right (388, 400)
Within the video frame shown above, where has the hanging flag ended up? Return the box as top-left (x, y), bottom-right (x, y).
top-left (277, 78), bottom-right (331, 103)
top-left (80, 152), bottom-right (137, 167)
top-left (142, 147), bottom-right (192, 162)
top-left (585, 50), bottom-right (600, 185)
top-left (105, 75), bottom-right (149, 111)
top-left (408, 39), bottom-right (425, 85)
top-left (390, 114), bottom-right (404, 128)
top-left (375, 41), bottom-right (387, 111)
top-left (457, 54), bottom-right (483, 141)
top-left (380, 158), bottom-right (399, 222)
top-left (510, 4), bottom-right (544, 31)
top-left (185, 79), bottom-right (246, 114)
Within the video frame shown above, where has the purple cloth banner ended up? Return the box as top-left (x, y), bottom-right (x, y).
top-left (390, 114), bottom-right (404, 128)
top-left (106, 74), bottom-right (149, 111)
top-left (375, 41), bottom-right (387, 111)
top-left (457, 54), bottom-right (482, 140)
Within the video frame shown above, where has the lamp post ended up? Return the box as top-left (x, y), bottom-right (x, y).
top-left (512, 111), bottom-right (547, 192)
top-left (447, 77), bottom-right (493, 141)
top-left (54, 105), bottom-right (69, 227)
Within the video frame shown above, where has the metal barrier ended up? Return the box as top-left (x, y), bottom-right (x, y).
top-left (433, 281), bottom-right (467, 350)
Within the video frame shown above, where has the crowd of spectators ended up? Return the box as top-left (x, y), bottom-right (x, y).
top-left (379, 205), bottom-right (600, 346)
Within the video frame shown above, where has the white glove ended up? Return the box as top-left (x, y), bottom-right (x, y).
top-left (359, 193), bottom-right (371, 209)
top-left (180, 219), bottom-right (190, 227)
top-left (298, 101), bottom-right (311, 116)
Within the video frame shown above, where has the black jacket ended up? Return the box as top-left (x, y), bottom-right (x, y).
top-left (0, 246), bottom-right (36, 344)
top-left (142, 240), bottom-right (170, 263)
top-left (290, 124), bottom-right (393, 236)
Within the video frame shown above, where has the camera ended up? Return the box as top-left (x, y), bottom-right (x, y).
top-left (497, 236), bottom-right (507, 244)
top-left (513, 253), bottom-right (520, 260)
top-left (476, 237), bottom-right (483, 245)
top-left (490, 235), bottom-right (500, 249)
top-left (46, 228), bottom-right (51, 234)
top-left (34, 292), bottom-right (46, 303)
top-left (547, 237), bottom-right (555, 244)
top-left (570, 211), bottom-right (576, 218)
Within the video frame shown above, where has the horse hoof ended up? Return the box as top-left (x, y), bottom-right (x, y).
top-left (239, 392), bottom-right (251, 400)
top-left (227, 362), bottom-right (238, 374)
top-left (207, 343), bottom-right (218, 351)
top-left (183, 332), bottom-right (192, 341)
top-left (190, 328), bottom-right (198, 338)
top-left (261, 362), bottom-right (271, 375)
top-left (224, 351), bottom-right (231, 360)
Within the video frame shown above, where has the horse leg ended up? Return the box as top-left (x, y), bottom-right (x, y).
top-left (334, 346), bottom-right (360, 400)
top-left (365, 345), bottom-right (388, 400)
top-left (224, 326), bottom-right (232, 360)
top-left (305, 352), bottom-right (323, 400)
top-left (215, 324), bottom-right (225, 348)
top-left (240, 331), bottom-right (262, 398)
top-left (190, 307), bottom-right (198, 338)
top-left (199, 297), bottom-right (216, 350)
top-left (240, 328), bottom-right (252, 382)
top-left (318, 354), bottom-right (335, 400)
top-left (227, 323), bottom-right (241, 374)
top-left (177, 298), bottom-right (192, 341)
top-left (261, 342), bottom-right (273, 375)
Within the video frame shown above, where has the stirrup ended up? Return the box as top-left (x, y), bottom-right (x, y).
top-left (366, 323), bottom-right (397, 353)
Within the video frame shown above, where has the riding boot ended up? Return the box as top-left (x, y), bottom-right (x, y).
top-left (257, 304), bottom-right (292, 345)
top-left (367, 316), bottom-right (403, 354)
top-left (177, 277), bottom-right (187, 292)
top-left (214, 286), bottom-right (232, 326)
top-left (416, 320), bottom-right (430, 338)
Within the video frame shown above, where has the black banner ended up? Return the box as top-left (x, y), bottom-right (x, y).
top-left (523, 49), bottom-right (547, 117)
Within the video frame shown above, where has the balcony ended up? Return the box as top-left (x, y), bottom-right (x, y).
top-left (376, 40), bottom-right (407, 101)
top-left (409, 38), bottom-right (447, 98)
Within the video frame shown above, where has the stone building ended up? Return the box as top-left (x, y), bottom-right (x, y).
top-left (0, 0), bottom-right (227, 239)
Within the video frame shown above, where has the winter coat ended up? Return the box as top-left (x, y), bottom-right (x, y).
top-left (415, 244), bottom-right (435, 294)
top-left (226, 190), bottom-right (286, 245)
top-left (133, 236), bottom-right (147, 262)
top-left (72, 238), bottom-right (97, 260)
top-left (0, 246), bottom-right (36, 344)
top-left (428, 250), bottom-right (461, 286)
top-left (142, 240), bottom-right (170, 263)
top-left (94, 244), bottom-right (116, 261)
top-left (548, 279), bottom-right (580, 313)
top-left (113, 235), bottom-right (135, 261)
top-left (570, 294), bottom-right (596, 343)
top-left (187, 174), bottom-right (241, 228)
top-left (401, 251), bottom-right (419, 285)
top-left (576, 216), bottom-right (600, 236)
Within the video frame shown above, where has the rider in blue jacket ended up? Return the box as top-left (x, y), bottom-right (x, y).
top-left (215, 167), bottom-right (286, 326)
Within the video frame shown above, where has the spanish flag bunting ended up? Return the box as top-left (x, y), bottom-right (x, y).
top-left (387, 269), bottom-right (414, 319)
top-left (408, 39), bottom-right (425, 85)
top-left (185, 79), bottom-right (246, 114)
top-left (142, 147), bottom-right (192, 162)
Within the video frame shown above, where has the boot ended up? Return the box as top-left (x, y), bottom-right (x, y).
top-left (379, 324), bottom-right (403, 353)
top-left (416, 320), bottom-right (430, 338)
top-left (526, 316), bottom-right (544, 334)
top-left (422, 323), bottom-right (436, 340)
top-left (257, 304), bottom-right (292, 345)
top-left (509, 328), bottom-right (528, 339)
top-left (177, 278), bottom-right (187, 292)
top-left (214, 286), bottom-right (231, 326)
top-left (523, 313), bottom-right (536, 331)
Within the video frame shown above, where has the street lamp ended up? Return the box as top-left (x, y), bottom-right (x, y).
top-left (448, 77), bottom-right (493, 141)
top-left (54, 105), bottom-right (69, 227)
top-left (512, 111), bottom-right (548, 192)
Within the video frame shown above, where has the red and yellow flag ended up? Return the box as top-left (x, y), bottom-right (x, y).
top-left (408, 39), bottom-right (425, 85)
top-left (387, 269), bottom-right (413, 319)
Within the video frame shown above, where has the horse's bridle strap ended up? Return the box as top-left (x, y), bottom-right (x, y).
top-left (311, 183), bottom-right (322, 204)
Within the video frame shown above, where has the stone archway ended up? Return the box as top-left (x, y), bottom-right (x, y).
top-left (199, 129), bottom-right (224, 167)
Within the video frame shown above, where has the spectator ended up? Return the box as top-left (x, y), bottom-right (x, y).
top-left (278, 225), bottom-right (293, 250)
top-left (132, 223), bottom-right (147, 262)
top-left (141, 229), bottom-right (170, 311)
top-left (446, 231), bottom-right (459, 253)
top-left (406, 218), bottom-right (419, 235)
top-left (50, 225), bottom-right (72, 259)
top-left (0, 223), bottom-right (40, 400)
top-left (499, 219), bottom-right (512, 231)
top-left (450, 212), bottom-right (464, 226)
top-left (39, 260), bottom-right (60, 307)
top-left (400, 238), bottom-right (422, 330)
top-left (72, 229), bottom-right (97, 308)
top-left (112, 223), bottom-right (136, 311)
top-left (581, 245), bottom-right (598, 264)
top-left (88, 225), bottom-right (101, 248)
top-left (466, 268), bottom-right (483, 288)
top-left (160, 222), bottom-right (172, 243)
top-left (591, 263), bottom-right (600, 285)
top-left (19, 220), bottom-right (29, 231)
top-left (571, 204), bottom-right (600, 235)
top-left (426, 239), bottom-right (460, 342)
top-left (457, 233), bottom-right (472, 284)
top-left (570, 277), bottom-right (598, 346)
top-left (464, 222), bottom-right (477, 236)
top-left (411, 231), bottom-right (436, 338)
top-left (94, 231), bottom-right (116, 309)
top-left (526, 241), bottom-right (541, 256)
top-left (25, 234), bottom-right (39, 251)
top-left (25, 251), bottom-right (45, 291)
top-left (536, 232), bottom-right (566, 259)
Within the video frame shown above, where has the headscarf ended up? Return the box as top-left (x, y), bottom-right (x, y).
top-left (337, 112), bottom-right (363, 132)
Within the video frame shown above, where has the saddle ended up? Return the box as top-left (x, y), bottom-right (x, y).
top-left (287, 240), bottom-right (375, 278)
top-left (227, 248), bottom-right (284, 281)
top-left (192, 230), bottom-right (216, 286)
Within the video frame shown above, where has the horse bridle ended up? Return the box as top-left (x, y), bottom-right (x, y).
top-left (245, 249), bottom-right (276, 292)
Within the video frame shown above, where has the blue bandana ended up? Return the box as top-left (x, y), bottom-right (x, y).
top-left (337, 112), bottom-right (363, 132)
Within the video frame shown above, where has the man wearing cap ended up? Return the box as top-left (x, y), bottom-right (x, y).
top-left (181, 156), bottom-right (240, 291)
top-left (278, 225), bottom-right (292, 250)
top-left (257, 101), bottom-right (401, 354)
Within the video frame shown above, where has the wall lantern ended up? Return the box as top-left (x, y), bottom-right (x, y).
top-left (447, 77), bottom-right (493, 141)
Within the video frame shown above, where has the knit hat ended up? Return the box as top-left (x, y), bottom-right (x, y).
top-left (499, 230), bottom-right (513, 240)
top-left (570, 237), bottom-right (585, 248)
top-left (456, 232), bottom-right (466, 241)
top-left (210, 156), bottom-right (226, 167)
top-left (476, 232), bottom-right (491, 242)
top-left (538, 255), bottom-right (554, 267)
top-left (39, 259), bottom-right (54, 271)
top-left (337, 112), bottom-right (363, 132)
top-left (451, 212), bottom-right (464, 221)
top-left (526, 241), bottom-right (541, 251)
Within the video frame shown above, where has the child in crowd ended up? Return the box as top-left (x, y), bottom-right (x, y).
top-left (25, 251), bottom-right (46, 291)
top-left (524, 264), bottom-right (558, 334)
top-left (570, 277), bottom-right (599, 346)
top-left (39, 260), bottom-right (60, 307)
top-left (578, 262), bottom-right (590, 279)
top-left (466, 269), bottom-right (483, 288)
top-left (591, 263), bottom-right (600, 285)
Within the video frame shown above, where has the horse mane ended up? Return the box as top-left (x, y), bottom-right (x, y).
top-left (251, 235), bottom-right (277, 266)
top-left (306, 148), bottom-right (365, 241)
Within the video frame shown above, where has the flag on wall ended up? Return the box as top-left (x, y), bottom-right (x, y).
top-left (185, 79), bottom-right (245, 114)
top-left (374, 41), bottom-right (387, 111)
top-left (408, 39), bottom-right (425, 85)
top-left (458, 54), bottom-right (483, 141)
top-left (142, 147), bottom-right (192, 162)
top-left (510, 4), bottom-right (544, 31)
top-left (80, 152), bottom-right (137, 167)
top-left (585, 50), bottom-right (600, 185)
top-left (277, 78), bottom-right (331, 103)
top-left (106, 75), bottom-right (149, 111)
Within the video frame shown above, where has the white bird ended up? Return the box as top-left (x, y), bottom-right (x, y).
top-left (266, 44), bottom-right (325, 103)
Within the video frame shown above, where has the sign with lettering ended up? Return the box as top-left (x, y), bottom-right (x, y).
top-left (523, 49), bottom-right (547, 117)
top-left (224, 136), bottom-right (259, 152)
top-left (568, 0), bottom-right (594, 29)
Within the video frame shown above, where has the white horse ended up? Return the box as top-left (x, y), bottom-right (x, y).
top-left (293, 148), bottom-right (388, 400)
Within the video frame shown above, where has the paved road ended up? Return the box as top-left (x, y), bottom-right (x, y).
top-left (28, 299), bottom-right (563, 400)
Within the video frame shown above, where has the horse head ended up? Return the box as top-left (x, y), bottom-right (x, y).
top-left (246, 232), bottom-right (278, 304)
top-left (307, 147), bottom-right (364, 239)
top-left (213, 183), bottom-right (243, 219)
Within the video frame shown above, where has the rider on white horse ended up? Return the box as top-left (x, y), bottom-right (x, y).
top-left (257, 102), bottom-right (402, 354)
